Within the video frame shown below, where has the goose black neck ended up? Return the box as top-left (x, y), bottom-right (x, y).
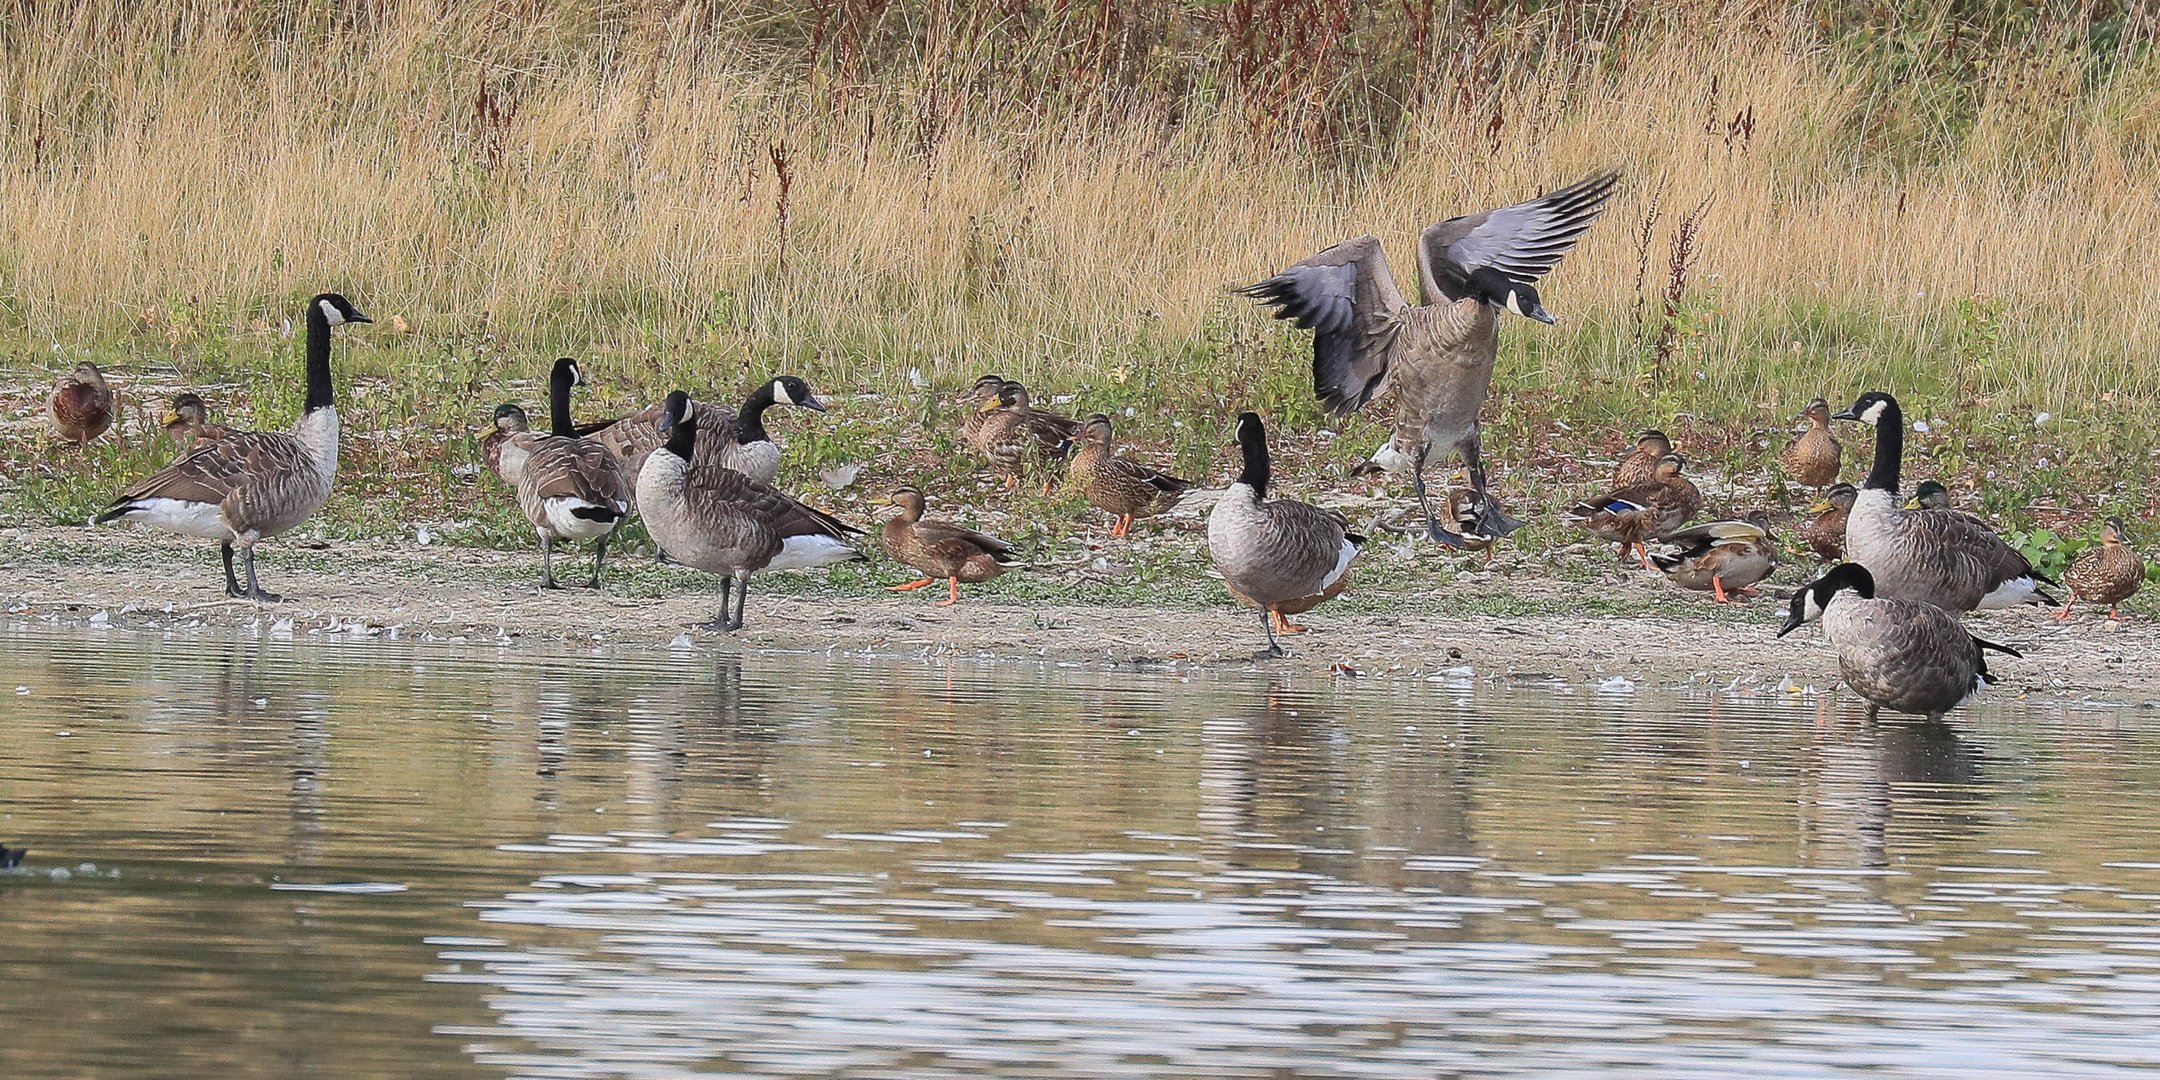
top-left (303, 306), bottom-right (335, 413)
top-left (665, 412), bottom-right (698, 461)
top-left (1864, 397), bottom-right (1903, 493)
top-left (1236, 422), bottom-right (1270, 500)
top-left (737, 385), bottom-right (774, 446)
top-left (548, 375), bottom-right (577, 437)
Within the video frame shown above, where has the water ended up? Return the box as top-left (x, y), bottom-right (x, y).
top-left (4, 629), bottom-right (2159, 1077)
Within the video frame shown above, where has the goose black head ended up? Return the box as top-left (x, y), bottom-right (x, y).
top-left (308, 292), bottom-right (372, 327)
top-left (657, 390), bottom-right (697, 459)
top-left (550, 357), bottom-right (582, 389)
top-left (1831, 391), bottom-right (1898, 426)
top-left (1466, 267), bottom-right (1553, 324)
top-left (767, 375), bottom-right (826, 413)
top-left (1232, 411), bottom-right (1272, 496)
top-left (1778, 562), bottom-right (1876, 637)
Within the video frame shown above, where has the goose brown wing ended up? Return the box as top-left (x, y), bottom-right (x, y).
top-left (523, 437), bottom-right (631, 505)
top-left (589, 401), bottom-right (741, 471)
top-left (1240, 234), bottom-right (1409, 415)
top-left (110, 431), bottom-right (300, 507)
top-left (1418, 169), bottom-right (1620, 301)
top-left (682, 468), bottom-right (862, 540)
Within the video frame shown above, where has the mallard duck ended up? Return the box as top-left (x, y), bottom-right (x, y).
top-left (162, 392), bottom-right (236, 448)
top-left (2058, 518), bottom-right (2143, 621)
top-left (508, 359), bottom-right (633, 589)
top-left (1560, 453), bottom-right (1704, 567)
top-left (880, 486), bottom-right (1021, 605)
top-left (1068, 414), bottom-right (1193, 537)
top-left (48, 361), bottom-right (115, 448)
top-left (1242, 170), bottom-right (1619, 547)
top-left (480, 403), bottom-right (532, 487)
top-left (1649, 511), bottom-right (1780, 602)
top-left (970, 380), bottom-right (1081, 494)
top-left (1613, 429), bottom-right (1673, 487)
top-left (1798, 482), bottom-right (1858, 561)
top-left (1832, 391), bottom-right (2057, 611)
top-left (635, 392), bottom-right (864, 630)
top-left (1208, 412), bottom-right (1365, 657)
top-left (588, 376), bottom-right (827, 485)
top-left (1904, 480), bottom-right (1955, 511)
top-left (1780, 398), bottom-right (1842, 493)
top-left (952, 373), bottom-right (1009, 444)
top-left (1779, 562), bottom-right (2021, 721)
top-left (1444, 486), bottom-right (1503, 564)
top-left (96, 293), bottom-right (370, 601)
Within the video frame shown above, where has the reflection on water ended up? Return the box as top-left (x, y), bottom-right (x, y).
top-left (4, 630), bottom-right (2160, 1077)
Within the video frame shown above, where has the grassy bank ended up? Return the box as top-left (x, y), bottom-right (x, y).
top-left (1, 1), bottom-right (2156, 591)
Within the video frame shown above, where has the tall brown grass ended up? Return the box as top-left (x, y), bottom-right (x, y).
top-left (3, 0), bottom-right (2158, 414)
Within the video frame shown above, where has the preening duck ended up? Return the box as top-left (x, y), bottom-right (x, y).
top-left (1068, 414), bottom-right (1193, 537)
top-left (1241, 169), bottom-right (1619, 547)
top-left (1207, 412), bottom-right (1364, 657)
top-left (96, 293), bottom-right (369, 601)
top-left (49, 361), bottom-right (115, 448)
top-left (635, 392), bottom-right (864, 631)
top-left (508, 359), bottom-right (633, 589)
top-left (881, 486), bottom-right (1022, 605)
top-left (1832, 391), bottom-right (2057, 611)
top-left (1648, 511), bottom-right (1780, 602)
top-left (2059, 518), bottom-right (2143, 621)
top-left (588, 376), bottom-right (828, 485)
top-left (1560, 453), bottom-right (1703, 566)
top-left (1780, 398), bottom-right (1842, 494)
top-left (1779, 562), bottom-right (2021, 721)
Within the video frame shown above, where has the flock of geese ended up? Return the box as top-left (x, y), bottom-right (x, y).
top-left (50, 171), bottom-right (2148, 723)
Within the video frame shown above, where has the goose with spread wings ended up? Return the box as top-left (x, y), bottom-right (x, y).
top-left (1241, 170), bottom-right (1620, 545)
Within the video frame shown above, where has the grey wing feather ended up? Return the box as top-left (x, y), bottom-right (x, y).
top-left (1419, 169), bottom-right (1621, 301)
top-left (1238, 235), bottom-right (1409, 415)
top-left (683, 467), bottom-right (861, 540)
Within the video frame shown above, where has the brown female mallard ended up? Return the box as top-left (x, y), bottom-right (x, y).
top-left (1068, 414), bottom-right (1193, 537)
top-left (1649, 511), bottom-right (1780, 602)
top-left (1560, 453), bottom-right (1703, 567)
top-left (880, 486), bottom-right (1022, 605)
top-left (162, 392), bottom-right (237, 448)
top-left (2058, 518), bottom-right (2143, 621)
top-left (49, 361), bottom-right (115, 448)
top-left (1797, 482), bottom-right (1857, 561)
top-left (969, 380), bottom-right (1080, 494)
top-left (1613, 429), bottom-right (1673, 487)
top-left (1780, 398), bottom-right (1842, 493)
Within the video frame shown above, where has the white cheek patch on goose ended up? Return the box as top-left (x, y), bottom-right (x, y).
top-left (1859, 401), bottom-right (1888, 425)
top-left (1505, 291), bottom-right (1526, 317)
top-left (1802, 593), bottom-right (1825, 623)
top-left (318, 299), bottom-right (344, 326)
top-left (772, 380), bottom-right (797, 406)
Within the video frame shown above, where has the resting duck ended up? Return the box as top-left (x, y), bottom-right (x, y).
top-left (970, 380), bottom-right (1080, 494)
top-left (1068, 414), bottom-right (1193, 537)
top-left (1648, 511), bottom-right (1780, 602)
top-left (1797, 482), bottom-right (1858, 561)
top-left (1560, 453), bottom-right (1703, 567)
top-left (1780, 398), bottom-right (1842, 493)
top-left (2058, 518), bottom-right (2143, 621)
top-left (880, 486), bottom-right (1022, 605)
top-left (49, 361), bottom-right (115, 448)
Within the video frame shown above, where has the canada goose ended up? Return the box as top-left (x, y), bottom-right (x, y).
top-left (1242, 169), bottom-right (1620, 546)
top-left (588, 376), bottom-right (828, 484)
top-left (509, 359), bottom-right (633, 589)
top-left (48, 361), bottom-right (115, 448)
top-left (1780, 398), bottom-right (1842, 493)
top-left (1068, 414), bottom-right (1193, 537)
top-left (1832, 391), bottom-right (2058, 611)
top-left (1649, 511), bottom-right (1780, 602)
top-left (881, 486), bottom-right (1022, 605)
top-left (2059, 518), bottom-right (2143, 621)
top-left (969, 380), bottom-right (1081, 494)
top-left (1779, 563), bottom-right (2021, 721)
top-left (1799, 482), bottom-right (1859, 561)
top-left (480, 403), bottom-right (532, 487)
top-left (1208, 412), bottom-right (1365, 657)
top-left (162, 392), bottom-right (235, 447)
top-left (96, 293), bottom-right (370, 601)
top-left (1613, 430), bottom-right (1673, 487)
top-left (636, 392), bottom-right (864, 630)
top-left (1560, 453), bottom-right (1704, 566)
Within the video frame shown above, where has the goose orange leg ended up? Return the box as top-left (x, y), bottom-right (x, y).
top-left (935, 578), bottom-right (962, 607)
top-left (887, 578), bottom-right (936, 592)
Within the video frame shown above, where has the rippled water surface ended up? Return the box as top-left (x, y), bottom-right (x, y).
top-left (5, 628), bottom-right (2160, 1077)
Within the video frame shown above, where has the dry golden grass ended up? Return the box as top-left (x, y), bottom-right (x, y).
top-left (2, 1), bottom-right (2157, 415)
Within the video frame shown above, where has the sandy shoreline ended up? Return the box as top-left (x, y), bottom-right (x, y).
top-left (4, 525), bottom-right (2154, 704)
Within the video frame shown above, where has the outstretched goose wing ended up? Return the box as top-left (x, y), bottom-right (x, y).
top-left (1239, 234), bottom-right (1409, 415)
top-left (1418, 169), bottom-right (1620, 302)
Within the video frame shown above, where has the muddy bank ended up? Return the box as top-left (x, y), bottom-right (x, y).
top-left (4, 526), bottom-right (2152, 704)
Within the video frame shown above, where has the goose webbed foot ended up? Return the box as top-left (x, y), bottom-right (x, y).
top-left (1252, 643), bottom-right (1286, 660)
top-left (239, 549), bottom-right (282, 603)
top-left (1428, 522), bottom-right (1473, 548)
top-left (220, 542), bottom-right (244, 597)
